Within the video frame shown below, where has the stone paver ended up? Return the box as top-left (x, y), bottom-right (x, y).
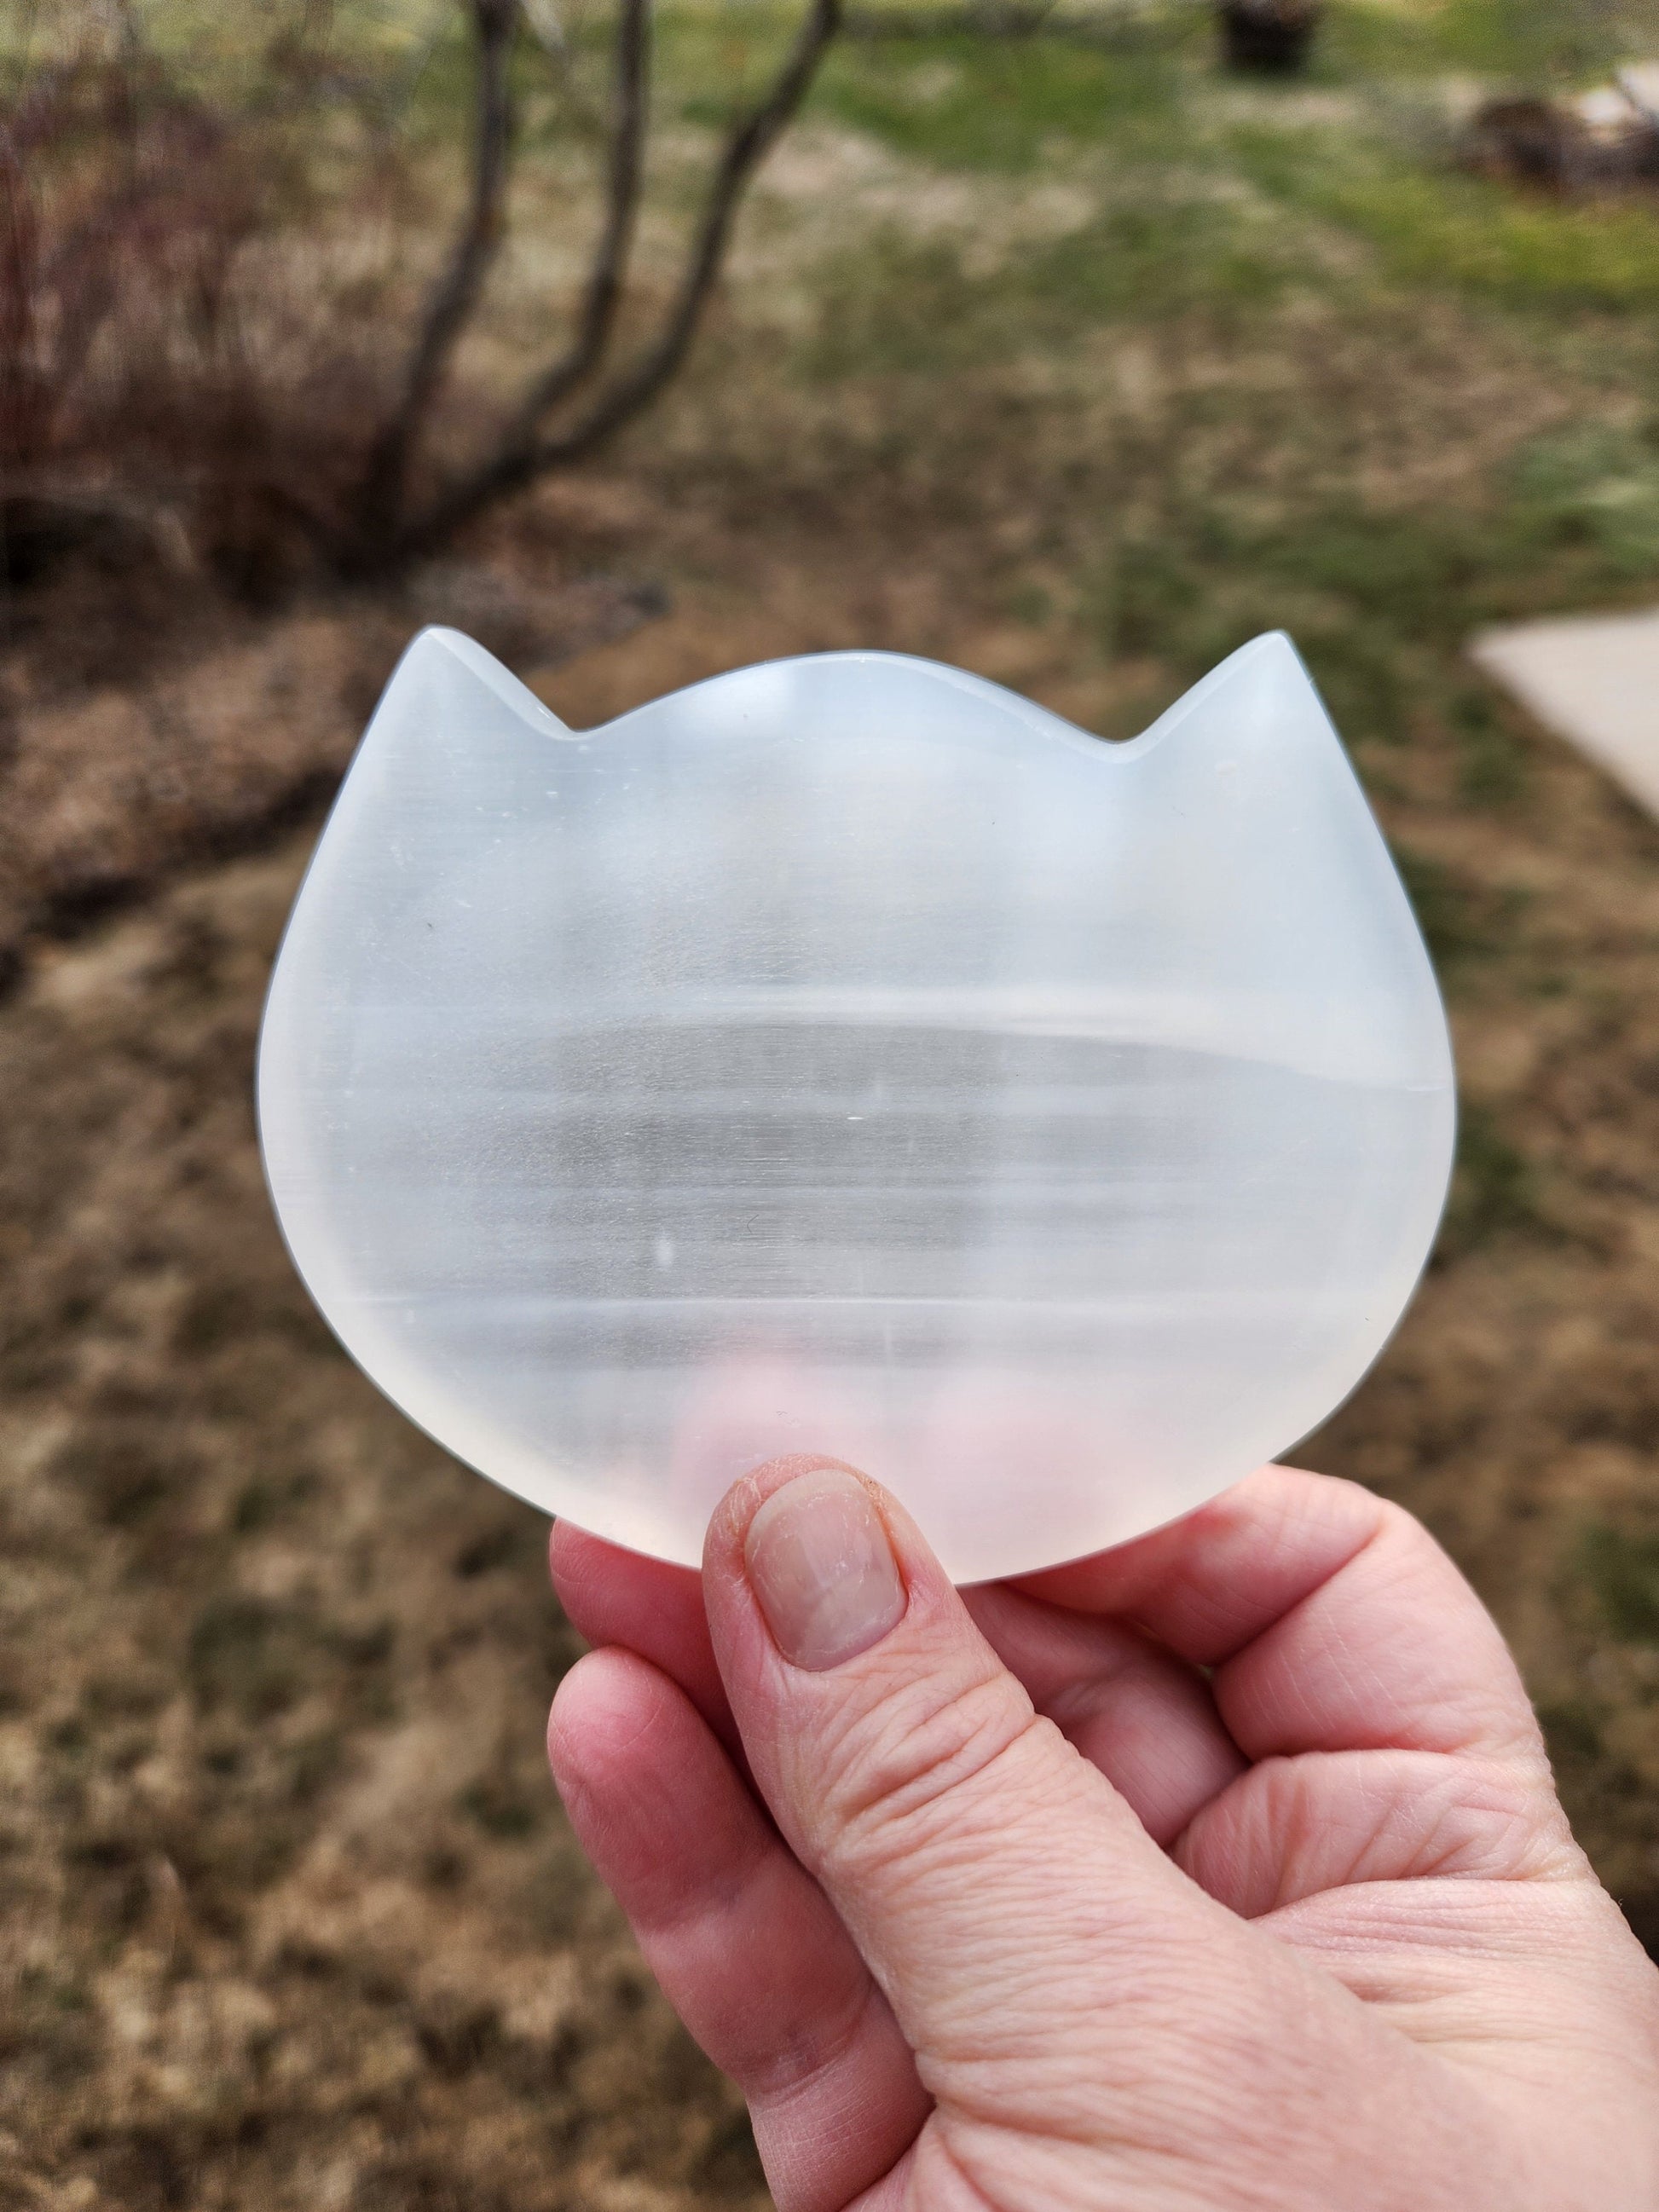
top-left (1473, 607), bottom-right (1659, 822)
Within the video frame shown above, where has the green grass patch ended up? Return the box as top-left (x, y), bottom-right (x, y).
top-left (1581, 1524), bottom-right (1659, 1643)
top-left (1439, 1102), bottom-right (1546, 1251)
top-left (1394, 849), bottom-right (1504, 967)
top-left (1331, 170), bottom-right (1659, 311)
top-left (801, 198), bottom-right (1289, 379)
top-left (1513, 424), bottom-right (1659, 574)
top-left (1317, 0), bottom-right (1626, 83)
top-left (1448, 685), bottom-right (1529, 804)
top-left (1232, 124), bottom-right (1659, 310)
top-left (1072, 496), bottom-right (1582, 745)
top-left (816, 32), bottom-right (1184, 171)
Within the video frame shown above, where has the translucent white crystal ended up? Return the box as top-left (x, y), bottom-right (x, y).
top-left (257, 629), bottom-right (1454, 1580)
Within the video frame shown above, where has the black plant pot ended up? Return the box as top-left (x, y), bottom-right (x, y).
top-left (1218, 0), bottom-right (1323, 75)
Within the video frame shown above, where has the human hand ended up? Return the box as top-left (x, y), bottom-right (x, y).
top-left (547, 1459), bottom-right (1659, 2210)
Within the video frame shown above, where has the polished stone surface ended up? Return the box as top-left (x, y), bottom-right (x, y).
top-left (257, 630), bottom-right (1454, 1580)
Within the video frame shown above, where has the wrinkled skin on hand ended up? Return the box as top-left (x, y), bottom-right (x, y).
top-left (547, 1462), bottom-right (1659, 2212)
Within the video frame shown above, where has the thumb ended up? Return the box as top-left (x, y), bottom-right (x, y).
top-left (701, 1458), bottom-right (1268, 2109)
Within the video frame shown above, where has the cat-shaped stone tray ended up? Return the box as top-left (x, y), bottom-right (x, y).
top-left (257, 630), bottom-right (1454, 1581)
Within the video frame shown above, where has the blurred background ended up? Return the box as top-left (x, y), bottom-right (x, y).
top-left (4, 0), bottom-right (1659, 2203)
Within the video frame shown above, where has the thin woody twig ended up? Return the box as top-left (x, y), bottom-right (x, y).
top-left (499, 0), bottom-right (649, 440)
top-left (393, 0), bottom-right (839, 560)
top-left (352, 0), bottom-right (520, 552)
top-left (0, 133), bottom-right (45, 466)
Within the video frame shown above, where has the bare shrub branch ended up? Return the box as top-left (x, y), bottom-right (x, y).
top-left (0, 45), bottom-right (356, 599)
top-left (351, 0), bottom-right (522, 551)
top-left (388, 0), bottom-right (841, 563)
top-left (0, 132), bottom-right (46, 466)
top-left (499, 0), bottom-right (650, 442)
top-left (6, 2), bottom-right (837, 592)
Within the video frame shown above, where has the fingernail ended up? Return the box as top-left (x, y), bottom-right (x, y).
top-left (744, 1469), bottom-right (906, 1672)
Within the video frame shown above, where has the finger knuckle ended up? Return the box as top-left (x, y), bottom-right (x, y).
top-left (805, 1658), bottom-right (1047, 1870)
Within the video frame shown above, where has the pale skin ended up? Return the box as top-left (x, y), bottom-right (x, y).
top-left (547, 1459), bottom-right (1659, 2212)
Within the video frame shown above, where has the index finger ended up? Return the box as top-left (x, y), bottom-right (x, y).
top-left (1015, 1464), bottom-right (1546, 1767)
top-left (551, 1520), bottom-right (738, 1757)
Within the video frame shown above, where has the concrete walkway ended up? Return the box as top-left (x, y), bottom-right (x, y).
top-left (1473, 607), bottom-right (1659, 822)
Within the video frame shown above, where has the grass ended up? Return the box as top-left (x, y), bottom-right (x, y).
top-left (807, 0), bottom-right (1659, 339)
top-left (1581, 1525), bottom-right (1659, 1645)
top-left (23, 0), bottom-right (1659, 608)
top-left (1513, 424), bottom-right (1659, 573)
top-left (799, 199), bottom-right (1292, 386)
top-left (719, 0), bottom-right (1659, 806)
top-left (1233, 135), bottom-right (1659, 311)
top-left (818, 33), bottom-right (1189, 170)
top-left (1440, 1103), bottom-right (1547, 1251)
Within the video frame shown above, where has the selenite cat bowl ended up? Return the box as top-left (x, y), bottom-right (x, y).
top-left (257, 630), bottom-right (1454, 1581)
